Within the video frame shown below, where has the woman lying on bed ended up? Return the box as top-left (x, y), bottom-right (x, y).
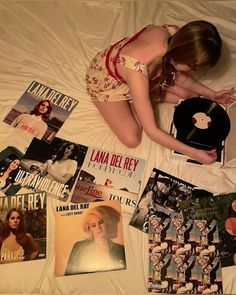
top-left (86, 20), bottom-right (236, 165)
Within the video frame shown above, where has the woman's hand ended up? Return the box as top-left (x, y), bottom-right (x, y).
top-left (46, 160), bottom-right (53, 168)
top-left (212, 87), bottom-right (236, 105)
top-left (192, 148), bottom-right (217, 165)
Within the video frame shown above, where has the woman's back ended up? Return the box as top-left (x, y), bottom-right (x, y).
top-left (116, 25), bottom-right (176, 82)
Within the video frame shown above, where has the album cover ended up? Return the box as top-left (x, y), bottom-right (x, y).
top-left (0, 146), bottom-right (24, 197)
top-left (170, 98), bottom-right (236, 167)
top-left (10, 137), bottom-right (88, 201)
top-left (78, 147), bottom-right (145, 194)
top-left (186, 192), bottom-right (236, 268)
top-left (129, 168), bottom-right (212, 233)
top-left (70, 146), bottom-right (146, 217)
top-left (148, 215), bottom-right (222, 294)
top-left (0, 192), bottom-right (47, 264)
top-left (3, 81), bottom-right (79, 143)
top-left (55, 200), bottom-right (126, 276)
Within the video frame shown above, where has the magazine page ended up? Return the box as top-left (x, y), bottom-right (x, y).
top-left (148, 215), bottom-right (222, 294)
top-left (71, 180), bottom-right (137, 218)
top-left (3, 81), bottom-right (79, 143)
top-left (70, 146), bottom-right (146, 217)
top-left (129, 168), bottom-right (196, 233)
top-left (10, 137), bottom-right (88, 201)
top-left (55, 200), bottom-right (126, 276)
top-left (0, 192), bottom-right (47, 264)
top-left (187, 192), bottom-right (236, 267)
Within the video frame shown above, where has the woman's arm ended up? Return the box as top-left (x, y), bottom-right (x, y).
top-left (175, 72), bottom-right (236, 104)
top-left (126, 71), bottom-right (217, 165)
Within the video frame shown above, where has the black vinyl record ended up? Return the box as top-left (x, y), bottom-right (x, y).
top-left (173, 96), bottom-right (231, 150)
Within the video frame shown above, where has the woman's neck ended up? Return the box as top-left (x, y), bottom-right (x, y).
top-left (9, 231), bottom-right (17, 238)
top-left (61, 156), bottom-right (69, 161)
top-left (94, 236), bottom-right (109, 245)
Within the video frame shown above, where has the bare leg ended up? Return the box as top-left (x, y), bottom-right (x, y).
top-left (129, 101), bottom-right (142, 129)
top-left (94, 100), bottom-right (142, 148)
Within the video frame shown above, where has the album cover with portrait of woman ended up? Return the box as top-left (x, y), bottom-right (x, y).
top-left (0, 145), bottom-right (25, 197)
top-left (0, 191), bottom-right (47, 264)
top-left (70, 146), bottom-right (146, 218)
top-left (55, 200), bottom-right (126, 276)
top-left (77, 146), bottom-right (146, 194)
top-left (3, 81), bottom-right (79, 143)
top-left (10, 136), bottom-right (89, 201)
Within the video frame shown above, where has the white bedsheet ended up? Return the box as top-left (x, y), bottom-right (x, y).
top-left (0, 1), bottom-right (235, 294)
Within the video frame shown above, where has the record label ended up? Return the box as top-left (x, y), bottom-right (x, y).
top-left (192, 112), bottom-right (212, 129)
top-left (173, 97), bottom-right (231, 150)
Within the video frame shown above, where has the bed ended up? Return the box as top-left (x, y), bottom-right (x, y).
top-left (0, 1), bottom-right (235, 294)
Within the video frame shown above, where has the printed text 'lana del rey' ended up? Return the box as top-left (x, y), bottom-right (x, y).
top-left (27, 81), bottom-right (78, 112)
top-left (90, 149), bottom-right (139, 172)
top-left (0, 192), bottom-right (46, 211)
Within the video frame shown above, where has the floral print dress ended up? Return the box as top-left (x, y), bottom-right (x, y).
top-left (85, 26), bottom-right (150, 102)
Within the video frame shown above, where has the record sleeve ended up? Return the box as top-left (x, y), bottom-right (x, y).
top-left (0, 192), bottom-right (47, 264)
top-left (0, 146), bottom-right (24, 197)
top-left (170, 100), bottom-right (236, 167)
top-left (10, 137), bottom-right (88, 201)
top-left (70, 146), bottom-right (146, 218)
top-left (3, 81), bottom-right (79, 143)
top-left (173, 97), bottom-right (230, 150)
top-left (185, 192), bottom-right (236, 268)
top-left (55, 200), bottom-right (126, 276)
top-left (148, 215), bottom-right (223, 294)
top-left (129, 168), bottom-right (212, 233)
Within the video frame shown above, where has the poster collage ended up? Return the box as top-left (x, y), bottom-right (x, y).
top-left (0, 81), bottom-right (235, 293)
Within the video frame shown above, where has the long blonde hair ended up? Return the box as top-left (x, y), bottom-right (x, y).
top-left (82, 205), bottom-right (120, 239)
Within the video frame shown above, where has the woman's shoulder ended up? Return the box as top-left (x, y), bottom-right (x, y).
top-left (143, 24), bottom-right (170, 37)
top-left (40, 119), bottom-right (48, 128)
top-left (148, 24), bottom-right (179, 35)
top-left (66, 158), bottom-right (78, 167)
top-left (139, 25), bottom-right (174, 51)
top-left (161, 24), bottom-right (180, 35)
top-left (17, 113), bottom-right (30, 119)
top-left (71, 239), bottom-right (93, 251)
